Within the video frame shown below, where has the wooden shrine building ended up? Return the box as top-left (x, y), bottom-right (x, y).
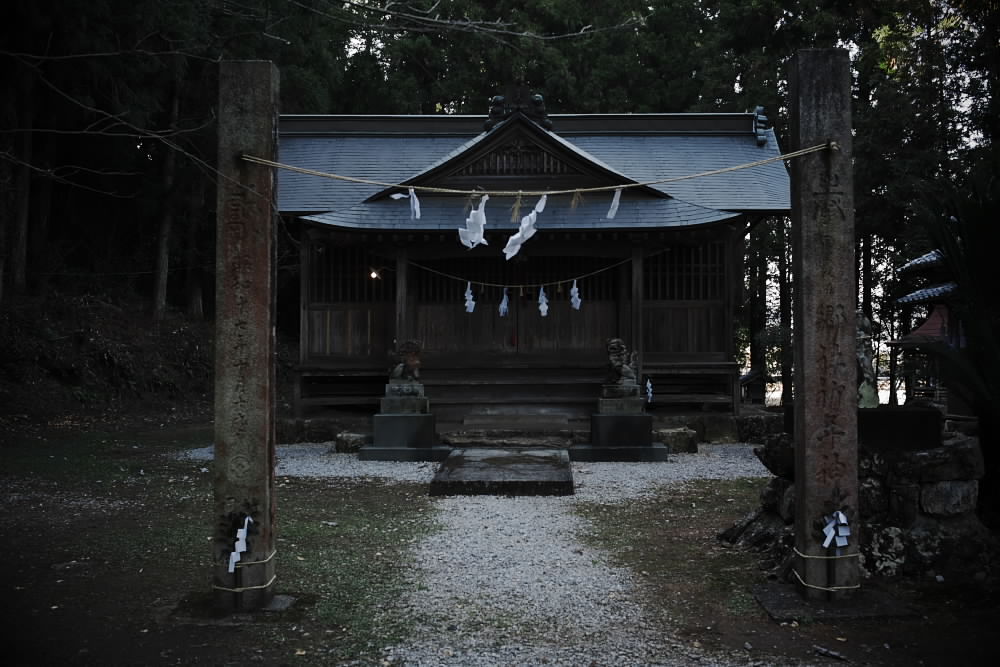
top-left (279, 96), bottom-right (790, 421)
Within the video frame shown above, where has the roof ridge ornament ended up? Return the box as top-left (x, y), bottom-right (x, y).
top-left (754, 106), bottom-right (770, 146)
top-left (485, 87), bottom-right (553, 131)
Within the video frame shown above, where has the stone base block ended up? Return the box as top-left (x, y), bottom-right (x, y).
top-left (655, 427), bottom-right (699, 453)
top-left (568, 442), bottom-right (669, 462)
top-left (372, 413), bottom-right (436, 448)
top-left (591, 414), bottom-right (653, 447)
top-left (385, 382), bottom-right (425, 397)
top-left (358, 444), bottom-right (452, 462)
top-left (361, 409), bottom-right (449, 461)
top-left (379, 396), bottom-right (430, 414)
top-left (702, 414), bottom-right (739, 443)
top-left (597, 397), bottom-right (646, 414)
top-left (333, 432), bottom-right (369, 453)
top-left (601, 383), bottom-right (642, 398)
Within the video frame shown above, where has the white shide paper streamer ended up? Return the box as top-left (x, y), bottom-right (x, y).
top-left (464, 281), bottom-right (476, 313)
top-left (228, 516), bottom-right (253, 573)
top-left (822, 511), bottom-right (851, 551)
top-left (570, 279), bottom-right (582, 310)
top-left (502, 195), bottom-right (547, 260)
top-left (408, 187), bottom-right (421, 220)
top-left (389, 189), bottom-right (421, 220)
top-left (538, 286), bottom-right (549, 317)
top-left (498, 287), bottom-right (509, 317)
top-left (606, 187), bottom-right (622, 220)
top-left (458, 195), bottom-right (490, 248)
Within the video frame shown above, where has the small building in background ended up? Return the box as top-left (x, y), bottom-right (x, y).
top-left (891, 249), bottom-right (970, 415)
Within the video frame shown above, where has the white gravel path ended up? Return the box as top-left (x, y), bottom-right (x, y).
top-left (182, 443), bottom-right (778, 665)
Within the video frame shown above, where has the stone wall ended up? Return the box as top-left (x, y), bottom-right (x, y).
top-left (724, 427), bottom-right (998, 582)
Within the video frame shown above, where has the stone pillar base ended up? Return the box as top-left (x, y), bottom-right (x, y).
top-left (359, 413), bottom-right (449, 462)
top-left (591, 413), bottom-right (653, 447)
top-left (568, 442), bottom-right (669, 462)
top-left (570, 414), bottom-right (666, 461)
top-left (379, 396), bottom-right (430, 413)
top-left (213, 551), bottom-right (276, 611)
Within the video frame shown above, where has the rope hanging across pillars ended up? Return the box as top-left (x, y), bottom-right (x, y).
top-left (240, 141), bottom-right (834, 199)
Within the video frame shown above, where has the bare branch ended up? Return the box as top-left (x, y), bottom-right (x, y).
top-left (287, 0), bottom-right (643, 42)
top-left (0, 48), bottom-right (220, 64)
top-left (0, 150), bottom-right (141, 198)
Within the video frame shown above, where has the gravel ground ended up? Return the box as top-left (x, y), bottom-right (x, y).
top-left (182, 443), bottom-right (776, 665)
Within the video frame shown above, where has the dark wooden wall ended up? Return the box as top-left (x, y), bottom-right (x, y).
top-left (642, 242), bottom-right (729, 362)
top-left (301, 231), bottom-right (734, 369)
top-left (304, 243), bottom-right (395, 364)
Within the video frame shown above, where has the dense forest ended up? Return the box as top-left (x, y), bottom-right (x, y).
top-left (1, 0), bottom-right (997, 418)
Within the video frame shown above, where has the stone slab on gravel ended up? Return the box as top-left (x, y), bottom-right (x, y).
top-left (430, 447), bottom-right (574, 496)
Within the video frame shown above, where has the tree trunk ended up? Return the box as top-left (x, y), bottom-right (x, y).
top-left (12, 68), bottom-right (34, 295)
top-left (0, 147), bottom-right (11, 303)
top-left (901, 306), bottom-right (913, 402)
top-left (152, 80), bottom-right (181, 322)
top-left (748, 222), bottom-right (768, 403)
top-left (0, 194), bottom-right (6, 304)
top-left (887, 309), bottom-right (899, 406)
top-left (184, 177), bottom-right (205, 319)
top-left (778, 217), bottom-right (793, 405)
top-left (31, 135), bottom-right (53, 299)
top-left (861, 234), bottom-right (873, 321)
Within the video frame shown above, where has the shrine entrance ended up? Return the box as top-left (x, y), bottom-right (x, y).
top-left (409, 254), bottom-right (622, 363)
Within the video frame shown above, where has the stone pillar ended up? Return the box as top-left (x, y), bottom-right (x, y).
top-left (790, 49), bottom-right (859, 600)
top-left (213, 61), bottom-right (279, 611)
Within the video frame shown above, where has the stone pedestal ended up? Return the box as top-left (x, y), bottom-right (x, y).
top-left (591, 413), bottom-right (654, 447)
top-left (569, 384), bottom-right (668, 462)
top-left (358, 382), bottom-right (450, 462)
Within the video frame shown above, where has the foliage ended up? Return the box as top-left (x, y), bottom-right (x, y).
top-left (0, 1), bottom-right (996, 396)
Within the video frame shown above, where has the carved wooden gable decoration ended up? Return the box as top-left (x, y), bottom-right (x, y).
top-left (456, 136), bottom-right (575, 178)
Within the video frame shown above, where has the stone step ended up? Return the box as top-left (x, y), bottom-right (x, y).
top-left (440, 429), bottom-right (584, 448)
top-left (436, 405), bottom-right (591, 423)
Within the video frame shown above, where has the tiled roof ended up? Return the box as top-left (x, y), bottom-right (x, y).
top-left (278, 113), bottom-right (790, 228)
top-left (896, 282), bottom-right (958, 305)
top-left (897, 249), bottom-right (944, 275)
top-left (569, 132), bottom-right (788, 211)
top-left (280, 135), bottom-right (468, 213)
